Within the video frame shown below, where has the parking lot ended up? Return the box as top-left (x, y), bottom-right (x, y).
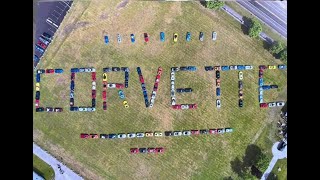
top-left (34, 1), bottom-right (73, 67)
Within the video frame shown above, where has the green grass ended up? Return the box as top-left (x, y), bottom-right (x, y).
top-left (268, 158), bottom-right (287, 180)
top-left (33, 154), bottom-right (55, 180)
top-left (225, 2), bottom-right (287, 46)
top-left (33, 1), bottom-right (287, 179)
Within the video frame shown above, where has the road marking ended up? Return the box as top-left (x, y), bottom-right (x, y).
top-left (61, 1), bottom-right (71, 8)
top-left (51, 13), bottom-right (59, 20)
top-left (54, 9), bottom-right (62, 16)
top-left (256, 1), bottom-right (287, 25)
top-left (55, 5), bottom-right (64, 12)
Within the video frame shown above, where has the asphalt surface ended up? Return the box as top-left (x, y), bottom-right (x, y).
top-left (237, 0), bottom-right (287, 39)
top-left (34, 1), bottom-right (73, 67)
top-left (33, 143), bottom-right (84, 180)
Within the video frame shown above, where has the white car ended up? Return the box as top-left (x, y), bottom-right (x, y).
top-left (171, 80), bottom-right (175, 85)
top-left (216, 99), bottom-right (221, 108)
top-left (117, 34), bottom-right (122, 43)
top-left (85, 68), bottom-right (91, 72)
top-left (276, 101), bottom-right (285, 107)
top-left (92, 85), bottom-right (96, 90)
top-left (217, 129), bottom-right (225, 134)
top-left (181, 104), bottom-right (189, 109)
top-left (238, 71), bottom-right (243, 80)
top-left (268, 102), bottom-right (276, 107)
top-left (245, 65), bottom-right (253, 70)
top-left (225, 128), bottom-right (233, 133)
top-left (151, 92), bottom-right (156, 99)
top-left (171, 84), bottom-right (175, 91)
top-left (170, 72), bottom-right (175, 80)
top-left (173, 131), bottom-right (182, 136)
top-left (171, 98), bottom-right (176, 105)
top-left (107, 83), bottom-right (116, 88)
top-left (212, 31), bottom-right (217, 41)
top-left (127, 133), bottom-right (136, 138)
top-left (91, 68), bottom-right (96, 72)
top-left (92, 82), bottom-right (96, 86)
top-left (136, 132), bottom-right (145, 138)
top-left (117, 134), bottom-right (126, 138)
top-left (182, 131), bottom-right (191, 136)
top-left (87, 107), bottom-right (96, 112)
top-left (79, 107), bottom-right (88, 112)
top-left (230, 65), bottom-right (237, 70)
top-left (154, 132), bottom-right (163, 137)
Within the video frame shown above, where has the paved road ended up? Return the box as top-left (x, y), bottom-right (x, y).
top-left (237, 0), bottom-right (287, 39)
top-left (33, 143), bottom-right (84, 180)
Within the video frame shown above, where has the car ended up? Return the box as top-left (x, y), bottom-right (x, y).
top-left (36, 107), bottom-right (44, 112)
top-left (70, 73), bottom-right (75, 81)
top-left (80, 133), bottom-right (89, 139)
top-left (118, 134), bottom-right (127, 138)
top-left (239, 90), bottom-right (243, 99)
top-left (154, 131), bottom-right (163, 137)
top-left (117, 34), bottom-right (122, 43)
top-left (103, 101), bottom-right (107, 110)
top-left (91, 72), bottom-right (96, 81)
top-left (79, 68), bottom-right (85, 72)
top-left (225, 128), bottom-right (234, 133)
top-left (186, 32), bottom-right (191, 41)
top-left (54, 108), bottom-right (63, 112)
top-left (259, 78), bottom-right (263, 86)
top-left (239, 99), bottom-right (243, 107)
top-left (104, 35), bottom-right (109, 44)
top-left (189, 104), bottom-right (197, 109)
top-left (145, 132), bottom-right (154, 137)
top-left (259, 88), bottom-right (263, 95)
top-left (199, 32), bottom-right (204, 41)
top-left (136, 132), bottom-right (145, 138)
top-left (187, 66), bottom-right (197, 71)
top-left (35, 99), bottom-right (40, 108)
top-left (237, 65), bottom-right (245, 70)
top-left (270, 85), bottom-right (278, 89)
top-left (259, 65), bottom-right (267, 70)
top-left (259, 70), bottom-right (263, 78)
top-left (127, 133), bottom-right (136, 138)
top-left (216, 88), bottom-right (221, 96)
top-left (112, 67), bottom-right (120, 72)
top-left (147, 148), bottom-right (156, 153)
top-left (276, 101), bottom-right (285, 107)
top-left (176, 88), bottom-right (192, 93)
top-left (172, 104), bottom-right (182, 109)
top-left (130, 34), bottom-right (135, 43)
top-left (36, 69), bottom-right (45, 74)
top-left (100, 134), bottom-right (108, 139)
top-left (238, 71), bottom-right (243, 80)
top-left (118, 90), bottom-right (125, 99)
top-left (121, 67), bottom-right (129, 72)
top-left (182, 130), bottom-right (191, 136)
top-left (130, 148), bottom-right (139, 154)
top-left (71, 68), bottom-right (79, 73)
top-left (214, 66), bottom-right (221, 71)
top-left (278, 64), bottom-right (287, 69)
top-left (216, 99), bottom-right (221, 108)
top-left (205, 66), bottom-right (214, 71)
top-left (200, 129), bottom-right (208, 134)
top-left (238, 81), bottom-right (243, 89)
top-left (180, 66), bottom-right (188, 71)
top-left (260, 103), bottom-right (268, 108)
top-left (212, 31), bottom-right (217, 41)
top-left (37, 40), bottom-right (47, 49)
top-left (108, 134), bottom-right (117, 139)
top-left (262, 85), bottom-right (271, 90)
top-left (123, 100), bottom-right (129, 108)
top-left (268, 102), bottom-right (276, 107)
top-left (102, 73), bottom-right (108, 82)
top-left (54, 68), bottom-right (63, 73)
top-left (268, 65), bottom-right (277, 69)
top-left (102, 91), bottom-right (107, 101)
top-left (35, 83), bottom-right (40, 91)
top-left (221, 66), bottom-right (230, 71)
top-left (35, 45), bottom-right (45, 54)
top-left (216, 79), bottom-right (221, 87)
top-left (245, 65), bottom-right (253, 70)
top-left (216, 70), bottom-right (220, 79)
top-left (181, 104), bottom-right (189, 110)
top-left (116, 83), bottom-right (124, 89)
top-left (107, 83), bottom-right (116, 88)
top-left (139, 148), bottom-right (147, 154)
top-left (35, 91), bottom-right (40, 100)
top-left (103, 67), bottom-right (111, 72)
top-left (45, 69), bottom-right (54, 74)
top-left (70, 81), bottom-right (75, 90)
top-left (173, 131), bottom-right (182, 136)
top-left (160, 32), bottom-right (165, 42)
top-left (209, 129), bottom-right (218, 134)
top-left (171, 67), bottom-right (179, 72)
top-left (70, 106), bottom-right (78, 111)
top-left (229, 65), bottom-right (237, 70)
top-left (46, 107), bottom-right (54, 112)
top-left (217, 128), bottom-right (225, 134)
top-left (155, 147), bottom-right (164, 153)
top-left (42, 32), bottom-right (52, 41)
top-left (164, 131), bottom-right (173, 136)
top-left (87, 107), bottom-right (96, 112)
top-left (171, 98), bottom-right (176, 105)
top-left (79, 107), bottom-right (88, 112)
top-left (144, 33), bottom-right (149, 42)
top-left (39, 36), bottom-right (50, 45)
top-left (173, 33), bottom-right (178, 42)
top-left (259, 95), bottom-right (263, 103)
top-left (191, 130), bottom-right (200, 135)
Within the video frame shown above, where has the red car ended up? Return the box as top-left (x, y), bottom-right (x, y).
top-left (156, 74), bottom-right (161, 81)
top-left (46, 69), bottom-right (54, 73)
top-left (155, 147), bottom-right (164, 153)
top-left (92, 72), bottom-right (96, 81)
top-left (153, 82), bottom-right (159, 91)
top-left (209, 129), bottom-right (218, 134)
top-left (80, 133), bottom-right (89, 139)
top-left (35, 99), bottom-right (40, 108)
top-left (116, 83), bottom-right (124, 89)
top-left (172, 104), bottom-right (182, 109)
top-left (130, 148), bottom-right (139, 154)
top-left (139, 75), bottom-right (144, 83)
top-left (71, 73), bottom-right (75, 81)
top-left (189, 104), bottom-right (197, 109)
top-left (259, 65), bottom-right (267, 70)
top-left (90, 134), bottom-right (99, 139)
top-left (102, 91), bottom-right (107, 101)
top-left (259, 70), bottom-right (263, 78)
top-left (103, 101), bottom-right (107, 110)
top-left (92, 90), bottom-right (96, 98)
top-left (191, 130), bottom-right (200, 135)
top-left (260, 103), bottom-right (268, 108)
top-left (103, 82), bottom-right (107, 91)
top-left (144, 33), bottom-right (149, 42)
top-left (157, 67), bottom-right (163, 75)
top-left (216, 79), bottom-right (221, 87)
top-left (37, 40), bottom-right (47, 49)
top-left (147, 148), bottom-right (156, 153)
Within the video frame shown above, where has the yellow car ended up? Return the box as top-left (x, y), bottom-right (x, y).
top-left (268, 65), bottom-right (277, 69)
top-left (173, 33), bottom-right (178, 42)
top-left (123, 100), bottom-right (129, 108)
top-left (154, 131), bottom-right (163, 137)
top-left (35, 83), bottom-right (40, 91)
top-left (103, 73), bottom-right (107, 82)
top-left (145, 132), bottom-right (154, 137)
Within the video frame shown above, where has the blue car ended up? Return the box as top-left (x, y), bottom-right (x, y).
top-left (103, 67), bottom-right (111, 72)
top-left (278, 64), bottom-right (287, 69)
top-left (262, 85), bottom-right (271, 90)
top-left (145, 99), bottom-right (149, 107)
top-left (259, 95), bottom-right (263, 103)
top-left (54, 69), bottom-right (63, 73)
top-left (79, 68), bottom-right (85, 72)
top-left (160, 32), bottom-right (165, 42)
top-left (118, 90), bottom-right (125, 99)
top-left (259, 78), bottom-right (264, 86)
top-left (35, 45), bottom-right (44, 54)
top-left (104, 35), bottom-right (109, 44)
top-left (125, 72), bottom-right (129, 81)
top-left (216, 88), bottom-right (221, 96)
top-left (221, 66), bottom-right (230, 71)
top-left (130, 34), bottom-right (135, 43)
top-left (34, 55), bottom-right (40, 62)
top-left (237, 65), bottom-right (245, 70)
top-left (187, 66), bottom-right (197, 71)
top-left (186, 32), bottom-right (191, 42)
top-left (71, 68), bottom-right (79, 73)
top-left (108, 134), bottom-right (117, 139)
top-left (70, 81), bottom-right (75, 90)
top-left (70, 107), bottom-right (79, 111)
top-left (137, 67), bottom-right (142, 75)
top-left (36, 73), bottom-right (41, 82)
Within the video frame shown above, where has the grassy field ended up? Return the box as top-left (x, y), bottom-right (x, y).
top-left (269, 159), bottom-right (287, 180)
top-left (33, 154), bottom-right (55, 180)
top-left (33, 0), bottom-right (287, 179)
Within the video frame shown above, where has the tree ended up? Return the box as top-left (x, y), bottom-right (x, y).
top-left (248, 19), bottom-right (262, 38)
top-left (206, 0), bottom-right (225, 10)
top-left (279, 49), bottom-right (287, 62)
top-left (256, 153), bottom-right (271, 172)
top-left (269, 41), bottom-right (284, 55)
top-left (243, 168), bottom-right (258, 180)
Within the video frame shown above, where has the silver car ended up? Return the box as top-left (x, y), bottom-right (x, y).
top-left (182, 131), bottom-right (191, 136)
top-left (136, 132), bottom-right (145, 138)
top-left (212, 31), bottom-right (217, 41)
top-left (199, 32), bottom-right (204, 41)
top-left (276, 101), bottom-right (285, 107)
top-left (118, 133), bottom-right (126, 139)
top-left (117, 34), bottom-right (122, 43)
top-left (225, 128), bottom-right (233, 133)
top-left (268, 102), bottom-right (276, 107)
top-left (173, 131), bottom-right (182, 136)
top-left (127, 133), bottom-right (136, 138)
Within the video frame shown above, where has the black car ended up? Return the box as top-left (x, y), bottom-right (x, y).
top-left (199, 32), bottom-right (204, 41)
top-left (36, 107), bottom-right (44, 112)
top-left (35, 91), bottom-right (40, 100)
top-left (200, 129), bottom-right (208, 134)
top-left (54, 108), bottom-right (63, 112)
top-left (112, 67), bottom-right (120, 72)
top-left (139, 148), bottom-right (147, 154)
top-left (42, 32), bottom-right (52, 41)
top-left (145, 99), bottom-right (149, 107)
top-left (70, 81), bottom-right (75, 90)
top-left (92, 99), bottom-right (96, 107)
top-left (216, 71), bottom-right (220, 79)
top-left (176, 88), bottom-right (193, 93)
top-left (125, 72), bottom-right (129, 80)
top-left (103, 67), bottom-right (111, 72)
top-left (238, 81), bottom-right (243, 89)
top-left (165, 131), bottom-right (173, 136)
top-left (205, 66), bottom-right (214, 71)
top-left (46, 107), bottom-right (54, 112)
top-left (239, 99), bottom-right (243, 107)
top-left (121, 67), bottom-right (129, 72)
top-left (70, 98), bottom-right (74, 106)
top-left (70, 106), bottom-right (78, 111)
top-left (180, 66), bottom-right (188, 71)
top-left (108, 134), bottom-right (117, 139)
top-left (270, 85), bottom-right (278, 89)
top-left (100, 134), bottom-right (108, 139)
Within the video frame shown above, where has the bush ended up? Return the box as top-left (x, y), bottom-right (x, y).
top-left (279, 49), bottom-right (287, 62)
top-left (256, 153), bottom-right (271, 172)
top-left (206, 0), bottom-right (225, 10)
top-left (248, 19), bottom-right (262, 38)
top-left (269, 41), bottom-right (284, 55)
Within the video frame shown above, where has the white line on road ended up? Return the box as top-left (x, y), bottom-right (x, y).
top-left (53, 9), bottom-right (62, 16)
top-left (55, 6), bottom-right (64, 12)
top-left (256, 1), bottom-right (287, 25)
